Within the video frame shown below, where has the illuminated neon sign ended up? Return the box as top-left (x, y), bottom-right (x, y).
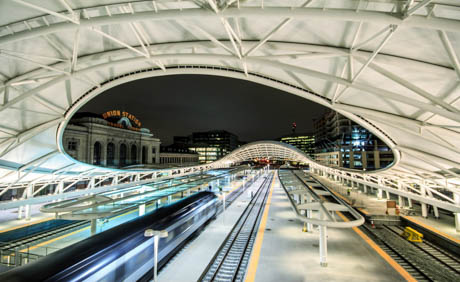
top-left (102, 110), bottom-right (142, 128)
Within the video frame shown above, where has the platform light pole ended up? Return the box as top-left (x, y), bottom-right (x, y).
top-left (144, 229), bottom-right (168, 282)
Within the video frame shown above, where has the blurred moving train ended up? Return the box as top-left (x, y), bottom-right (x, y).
top-left (0, 191), bottom-right (218, 281)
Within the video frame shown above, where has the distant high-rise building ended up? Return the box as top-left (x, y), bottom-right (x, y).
top-left (313, 110), bottom-right (393, 170)
top-left (278, 133), bottom-right (315, 156)
top-left (188, 130), bottom-right (239, 163)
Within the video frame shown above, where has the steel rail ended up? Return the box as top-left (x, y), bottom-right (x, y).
top-left (198, 172), bottom-right (272, 282)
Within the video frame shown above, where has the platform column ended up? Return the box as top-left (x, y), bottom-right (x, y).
top-left (87, 177), bottom-right (95, 189)
top-left (306, 194), bottom-right (313, 232)
top-left (91, 219), bottom-right (97, 235)
top-left (397, 181), bottom-right (404, 208)
top-left (377, 177), bottom-right (383, 200)
top-left (319, 210), bottom-right (328, 267)
top-left (139, 204), bottom-right (146, 216)
top-left (454, 193), bottom-right (460, 232)
top-left (420, 183), bottom-right (427, 218)
top-left (17, 206), bottom-right (23, 220)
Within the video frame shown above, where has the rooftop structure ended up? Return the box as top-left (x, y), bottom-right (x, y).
top-left (0, 0), bottom-right (458, 233)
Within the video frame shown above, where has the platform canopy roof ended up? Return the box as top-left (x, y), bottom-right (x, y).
top-left (0, 0), bottom-right (459, 191)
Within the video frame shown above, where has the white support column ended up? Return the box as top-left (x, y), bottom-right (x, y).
top-left (139, 204), bottom-right (146, 216)
top-left (307, 208), bottom-right (313, 231)
top-left (87, 177), bottom-right (95, 189)
top-left (56, 181), bottom-right (64, 195)
top-left (433, 204), bottom-right (440, 219)
top-left (421, 182), bottom-right (428, 218)
top-left (24, 184), bottom-right (33, 220)
top-left (377, 178), bottom-right (383, 200)
top-left (91, 219), bottom-right (97, 235)
top-left (17, 206), bottom-right (23, 220)
top-left (319, 210), bottom-right (328, 267)
top-left (397, 181), bottom-right (404, 208)
top-left (454, 193), bottom-right (460, 232)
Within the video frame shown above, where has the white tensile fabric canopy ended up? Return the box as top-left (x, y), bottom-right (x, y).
top-left (0, 1), bottom-right (458, 208)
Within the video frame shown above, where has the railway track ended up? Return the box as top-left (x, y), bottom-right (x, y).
top-left (358, 223), bottom-right (431, 281)
top-left (385, 225), bottom-right (460, 278)
top-left (351, 221), bottom-right (460, 281)
top-left (305, 170), bottom-right (460, 281)
top-left (199, 172), bottom-right (273, 282)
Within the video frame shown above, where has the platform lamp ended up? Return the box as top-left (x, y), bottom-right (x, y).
top-left (144, 229), bottom-right (168, 282)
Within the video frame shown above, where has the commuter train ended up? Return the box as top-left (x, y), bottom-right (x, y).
top-left (0, 191), bottom-right (218, 281)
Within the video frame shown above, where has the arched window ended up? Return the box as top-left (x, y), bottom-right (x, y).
top-left (107, 143), bottom-right (115, 166)
top-left (142, 146), bottom-right (147, 164)
top-left (131, 144), bottom-right (137, 164)
top-left (120, 144), bottom-right (127, 167)
top-left (94, 142), bottom-right (102, 165)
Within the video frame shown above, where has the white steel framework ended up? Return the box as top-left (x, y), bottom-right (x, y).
top-left (0, 1), bottom-right (458, 218)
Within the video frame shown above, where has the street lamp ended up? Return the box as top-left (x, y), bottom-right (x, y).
top-left (144, 229), bottom-right (168, 282)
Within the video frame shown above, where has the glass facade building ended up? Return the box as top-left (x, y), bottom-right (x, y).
top-left (313, 110), bottom-right (393, 170)
top-left (278, 133), bottom-right (315, 156)
top-left (175, 130), bottom-right (240, 164)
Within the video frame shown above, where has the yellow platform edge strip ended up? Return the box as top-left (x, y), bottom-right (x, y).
top-left (336, 212), bottom-right (416, 282)
top-left (244, 172), bottom-right (276, 282)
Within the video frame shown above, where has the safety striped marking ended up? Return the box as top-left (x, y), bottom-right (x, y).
top-left (402, 216), bottom-right (460, 244)
top-left (244, 172), bottom-right (276, 282)
top-left (336, 212), bottom-right (416, 282)
top-left (0, 217), bottom-right (53, 234)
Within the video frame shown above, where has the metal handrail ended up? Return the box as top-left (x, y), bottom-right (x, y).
top-left (278, 170), bottom-right (364, 228)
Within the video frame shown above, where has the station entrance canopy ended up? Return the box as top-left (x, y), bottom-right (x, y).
top-left (0, 1), bottom-right (459, 210)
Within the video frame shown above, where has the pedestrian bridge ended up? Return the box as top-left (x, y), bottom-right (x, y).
top-left (0, 1), bottom-right (459, 222)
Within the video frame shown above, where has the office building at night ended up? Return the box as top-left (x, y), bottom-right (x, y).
top-left (278, 133), bottom-right (315, 156)
top-left (313, 110), bottom-right (393, 170)
top-left (173, 130), bottom-right (240, 163)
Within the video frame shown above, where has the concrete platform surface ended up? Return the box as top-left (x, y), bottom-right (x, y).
top-left (160, 172), bottom-right (405, 282)
top-left (249, 176), bottom-right (405, 282)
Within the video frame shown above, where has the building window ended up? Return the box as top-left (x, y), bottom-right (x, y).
top-left (120, 143), bottom-right (127, 167)
top-left (131, 144), bottom-right (137, 164)
top-left (107, 143), bottom-right (115, 165)
top-left (67, 140), bottom-right (77, 151)
top-left (94, 142), bottom-right (102, 165)
top-left (142, 146), bottom-right (148, 164)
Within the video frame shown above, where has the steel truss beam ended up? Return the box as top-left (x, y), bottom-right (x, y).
top-left (1, 7), bottom-right (460, 47)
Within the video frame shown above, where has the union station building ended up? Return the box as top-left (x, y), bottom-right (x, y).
top-left (63, 111), bottom-right (161, 168)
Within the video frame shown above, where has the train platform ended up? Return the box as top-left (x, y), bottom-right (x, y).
top-left (313, 174), bottom-right (460, 243)
top-left (158, 174), bottom-right (270, 281)
top-left (0, 205), bottom-right (52, 235)
top-left (0, 170), bottom-right (255, 262)
top-left (159, 172), bottom-right (406, 282)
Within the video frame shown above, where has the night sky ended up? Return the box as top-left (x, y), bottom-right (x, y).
top-left (79, 75), bottom-right (328, 145)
